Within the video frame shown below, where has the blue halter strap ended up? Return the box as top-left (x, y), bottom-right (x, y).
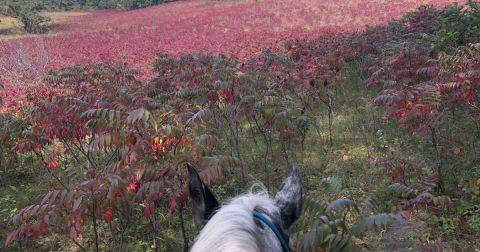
top-left (252, 210), bottom-right (290, 252)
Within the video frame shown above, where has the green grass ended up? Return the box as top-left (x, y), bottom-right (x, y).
top-left (0, 167), bottom-right (44, 250)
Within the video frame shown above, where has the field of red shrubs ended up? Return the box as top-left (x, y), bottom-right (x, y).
top-left (0, 0), bottom-right (456, 112)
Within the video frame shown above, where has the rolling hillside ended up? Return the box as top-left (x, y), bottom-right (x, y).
top-left (1, 0), bottom-right (456, 94)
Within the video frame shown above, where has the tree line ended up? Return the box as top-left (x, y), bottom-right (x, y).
top-left (0, 0), bottom-right (175, 33)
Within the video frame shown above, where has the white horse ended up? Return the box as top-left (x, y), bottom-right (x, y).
top-left (187, 163), bottom-right (302, 252)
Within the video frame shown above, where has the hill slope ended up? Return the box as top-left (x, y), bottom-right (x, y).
top-left (0, 0), bottom-right (455, 111)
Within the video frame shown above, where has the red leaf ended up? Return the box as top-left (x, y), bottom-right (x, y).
top-left (69, 227), bottom-right (77, 239)
top-left (103, 207), bottom-right (114, 223)
top-left (127, 181), bottom-right (140, 193)
top-left (144, 201), bottom-right (155, 218)
top-left (5, 229), bottom-right (19, 247)
top-left (169, 197), bottom-right (177, 213)
top-left (452, 147), bottom-right (461, 155)
top-left (136, 166), bottom-right (146, 181)
top-left (0, 134), bottom-right (9, 142)
top-left (170, 187), bottom-right (189, 214)
top-left (400, 209), bottom-right (414, 219)
top-left (43, 215), bottom-right (50, 225)
top-left (48, 160), bottom-right (60, 170)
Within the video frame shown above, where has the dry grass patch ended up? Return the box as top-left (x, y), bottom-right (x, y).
top-left (0, 15), bottom-right (23, 35)
top-left (0, 11), bottom-right (90, 40)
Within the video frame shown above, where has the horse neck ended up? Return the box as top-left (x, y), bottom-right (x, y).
top-left (191, 192), bottom-right (283, 252)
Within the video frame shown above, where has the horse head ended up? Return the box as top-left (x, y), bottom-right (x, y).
top-left (188, 163), bottom-right (302, 252)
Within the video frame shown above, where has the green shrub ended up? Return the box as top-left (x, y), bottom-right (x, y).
top-left (429, 0), bottom-right (480, 53)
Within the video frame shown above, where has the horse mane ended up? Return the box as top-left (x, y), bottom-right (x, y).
top-left (190, 188), bottom-right (282, 252)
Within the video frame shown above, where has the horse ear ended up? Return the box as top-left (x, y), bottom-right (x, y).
top-left (274, 165), bottom-right (302, 229)
top-left (187, 163), bottom-right (220, 225)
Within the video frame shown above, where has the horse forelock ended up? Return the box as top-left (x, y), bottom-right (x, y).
top-left (190, 190), bottom-right (283, 252)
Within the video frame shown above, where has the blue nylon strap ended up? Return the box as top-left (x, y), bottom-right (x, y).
top-left (252, 210), bottom-right (290, 252)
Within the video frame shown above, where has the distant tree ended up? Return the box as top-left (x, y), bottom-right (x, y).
top-left (120, 0), bottom-right (174, 10)
top-left (0, 0), bottom-right (176, 18)
top-left (0, 0), bottom-right (50, 33)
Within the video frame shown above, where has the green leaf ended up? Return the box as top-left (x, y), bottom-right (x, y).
top-left (321, 176), bottom-right (343, 193)
top-left (127, 108), bottom-right (151, 125)
top-left (326, 198), bottom-right (359, 215)
top-left (351, 213), bottom-right (394, 237)
top-left (389, 183), bottom-right (418, 197)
